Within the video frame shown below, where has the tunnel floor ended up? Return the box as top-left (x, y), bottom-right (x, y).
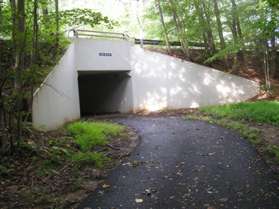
top-left (78, 71), bottom-right (131, 116)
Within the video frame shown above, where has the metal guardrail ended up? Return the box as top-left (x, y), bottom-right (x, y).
top-left (70, 29), bottom-right (130, 40)
top-left (69, 29), bottom-right (205, 48)
top-left (134, 38), bottom-right (205, 47)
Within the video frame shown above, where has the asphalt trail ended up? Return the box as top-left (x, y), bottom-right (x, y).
top-left (78, 116), bottom-right (279, 209)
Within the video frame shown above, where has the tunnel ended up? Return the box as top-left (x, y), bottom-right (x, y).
top-left (78, 71), bottom-right (133, 116)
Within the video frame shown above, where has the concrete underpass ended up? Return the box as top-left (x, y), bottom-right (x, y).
top-left (78, 71), bottom-right (132, 116)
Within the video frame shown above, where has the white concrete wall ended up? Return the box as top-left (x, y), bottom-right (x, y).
top-left (32, 43), bottom-right (80, 130)
top-left (130, 46), bottom-right (259, 111)
top-left (32, 38), bottom-right (259, 131)
top-left (75, 38), bottom-right (132, 71)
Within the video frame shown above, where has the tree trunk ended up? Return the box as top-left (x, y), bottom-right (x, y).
top-left (0, 0), bottom-right (3, 27)
top-left (230, 0), bottom-right (246, 70)
top-left (54, 0), bottom-right (59, 57)
top-left (193, 0), bottom-right (208, 54)
top-left (201, 0), bottom-right (215, 54)
top-left (10, 0), bottom-right (16, 62)
top-left (156, 0), bottom-right (171, 52)
top-left (168, 0), bottom-right (190, 58)
top-left (32, 0), bottom-right (38, 64)
top-left (14, 0), bottom-right (25, 145)
top-left (213, 0), bottom-right (225, 49)
top-left (29, 0), bottom-right (39, 115)
top-left (270, 8), bottom-right (278, 78)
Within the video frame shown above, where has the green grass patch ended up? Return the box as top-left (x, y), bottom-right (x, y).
top-left (72, 152), bottom-right (109, 168)
top-left (67, 121), bottom-right (125, 152)
top-left (201, 101), bottom-right (279, 126)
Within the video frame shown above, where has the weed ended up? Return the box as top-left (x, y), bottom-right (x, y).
top-left (72, 152), bottom-right (109, 168)
top-left (67, 121), bottom-right (124, 152)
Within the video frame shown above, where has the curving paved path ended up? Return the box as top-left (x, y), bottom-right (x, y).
top-left (78, 116), bottom-right (279, 209)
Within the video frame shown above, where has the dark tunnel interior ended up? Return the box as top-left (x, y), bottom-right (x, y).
top-left (78, 71), bottom-right (131, 116)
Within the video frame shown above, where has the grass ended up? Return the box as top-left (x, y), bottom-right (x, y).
top-left (35, 120), bottom-right (125, 174)
top-left (67, 121), bottom-right (125, 152)
top-left (71, 152), bottom-right (109, 168)
top-left (201, 101), bottom-right (279, 126)
top-left (66, 120), bottom-right (125, 168)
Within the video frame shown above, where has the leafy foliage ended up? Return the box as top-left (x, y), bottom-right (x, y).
top-left (59, 9), bottom-right (115, 29)
top-left (0, 0), bottom-right (113, 154)
top-left (144, 0), bottom-right (278, 75)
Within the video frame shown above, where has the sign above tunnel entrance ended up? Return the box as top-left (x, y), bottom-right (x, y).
top-left (98, 52), bottom-right (112, 57)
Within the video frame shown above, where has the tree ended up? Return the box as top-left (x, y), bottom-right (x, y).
top-left (32, 0), bottom-right (38, 64)
top-left (230, 0), bottom-right (246, 70)
top-left (168, 0), bottom-right (190, 58)
top-left (10, 0), bottom-right (26, 149)
top-left (193, 0), bottom-right (209, 54)
top-left (201, 0), bottom-right (215, 53)
top-left (269, 7), bottom-right (278, 78)
top-left (0, 0), bottom-right (113, 154)
top-left (213, 0), bottom-right (225, 50)
top-left (156, 0), bottom-right (171, 52)
top-left (54, 0), bottom-right (59, 56)
top-left (0, 0), bottom-right (3, 27)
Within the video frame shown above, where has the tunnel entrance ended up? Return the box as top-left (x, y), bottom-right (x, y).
top-left (78, 71), bottom-right (132, 116)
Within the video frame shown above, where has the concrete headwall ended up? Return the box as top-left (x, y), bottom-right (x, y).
top-left (75, 38), bottom-right (132, 71)
top-left (32, 38), bottom-right (259, 130)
